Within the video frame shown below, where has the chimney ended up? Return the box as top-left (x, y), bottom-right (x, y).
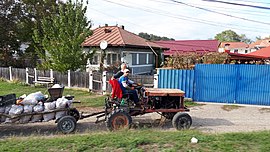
top-left (120, 25), bottom-right (124, 29)
top-left (105, 24), bottom-right (108, 27)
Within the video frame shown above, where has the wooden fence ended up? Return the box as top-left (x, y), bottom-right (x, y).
top-left (0, 67), bottom-right (154, 94)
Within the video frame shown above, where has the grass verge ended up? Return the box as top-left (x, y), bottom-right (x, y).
top-left (0, 80), bottom-right (105, 107)
top-left (1, 129), bottom-right (270, 152)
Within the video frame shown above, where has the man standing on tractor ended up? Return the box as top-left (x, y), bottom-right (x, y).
top-left (112, 63), bottom-right (127, 79)
top-left (118, 69), bottom-right (139, 104)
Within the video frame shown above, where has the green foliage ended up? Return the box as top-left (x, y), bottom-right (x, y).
top-left (33, 0), bottom-right (93, 72)
top-left (214, 30), bottom-right (252, 44)
top-left (0, 0), bottom-right (22, 67)
top-left (138, 32), bottom-right (175, 41)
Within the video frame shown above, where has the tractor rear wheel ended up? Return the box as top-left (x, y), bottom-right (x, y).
top-left (106, 110), bottom-right (132, 131)
top-left (172, 112), bottom-right (192, 130)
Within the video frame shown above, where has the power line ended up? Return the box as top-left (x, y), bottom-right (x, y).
top-left (101, 0), bottom-right (269, 33)
top-left (148, 0), bottom-right (270, 18)
top-left (220, 0), bottom-right (270, 5)
top-left (170, 0), bottom-right (270, 25)
top-left (202, 0), bottom-right (270, 10)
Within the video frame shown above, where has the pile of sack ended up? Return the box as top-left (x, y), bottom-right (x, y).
top-left (0, 91), bottom-right (73, 124)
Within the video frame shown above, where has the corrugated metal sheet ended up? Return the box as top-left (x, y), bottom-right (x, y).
top-left (194, 64), bottom-right (270, 105)
top-left (194, 64), bottom-right (237, 103)
top-left (158, 69), bottom-right (194, 98)
top-left (236, 65), bottom-right (270, 105)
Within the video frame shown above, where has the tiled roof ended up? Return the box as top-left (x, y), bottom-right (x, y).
top-left (83, 26), bottom-right (166, 49)
top-left (219, 42), bottom-right (248, 49)
top-left (154, 40), bottom-right (219, 55)
top-left (248, 46), bottom-right (270, 58)
top-left (249, 39), bottom-right (270, 48)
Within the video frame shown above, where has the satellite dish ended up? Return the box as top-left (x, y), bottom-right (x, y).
top-left (100, 40), bottom-right (108, 50)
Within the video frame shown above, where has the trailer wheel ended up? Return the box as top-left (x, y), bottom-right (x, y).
top-left (172, 113), bottom-right (192, 130)
top-left (106, 110), bottom-right (132, 131)
top-left (57, 116), bottom-right (77, 134)
top-left (68, 108), bottom-right (80, 121)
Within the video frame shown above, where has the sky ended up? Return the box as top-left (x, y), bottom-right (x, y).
top-left (86, 0), bottom-right (270, 41)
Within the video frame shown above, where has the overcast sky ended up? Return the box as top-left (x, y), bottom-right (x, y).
top-left (86, 0), bottom-right (270, 41)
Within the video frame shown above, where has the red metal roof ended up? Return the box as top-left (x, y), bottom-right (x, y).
top-left (248, 46), bottom-right (270, 58)
top-left (155, 40), bottom-right (219, 55)
top-left (228, 52), bottom-right (267, 60)
top-left (219, 42), bottom-right (248, 49)
top-left (83, 26), bottom-right (166, 49)
top-left (249, 39), bottom-right (270, 48)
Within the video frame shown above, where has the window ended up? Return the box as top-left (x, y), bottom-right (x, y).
top-left (91, 55), bottom-right (99, 65)
top-left (245, 50), bottom-right (248, 53)
top-left (234, 49), bottom-right (238, 53)
top-left (139, 53), bottom-right (147, 64)
top-left (112, 54), bottom-right (117, 64)
top-left (132, 53), bottom-right (138, 65)
top-left (107, 54), bottom-right (111, 65)
top-left (148, 54), bottom-right (154, 64)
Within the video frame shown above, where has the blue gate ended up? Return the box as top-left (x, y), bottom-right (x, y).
top-left (194, 64), bottom-right (270, 105)
top-left (158, 69), bottom-right (195, 98)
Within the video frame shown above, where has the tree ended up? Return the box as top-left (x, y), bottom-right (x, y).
top-left (18, 0), bottom-right (63, 67)
top-left (0, 0), bottom-right (22, 66)
top-left (214, 30), bottom-right (252, 44)
top-left (33, 0), bottom-right (93, 72)
top-left (138, 32), bottom-right (175, 41)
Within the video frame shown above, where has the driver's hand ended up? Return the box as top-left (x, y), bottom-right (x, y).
top-left (137, 83), bottom-right (141, 86)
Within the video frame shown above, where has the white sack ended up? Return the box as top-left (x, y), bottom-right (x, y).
top-left (5, 105), bottom-right (23, 123)
top-left (56, 97), bottom-right (68, 109)
top-left (44, 101), bottom-right (56, 111)
top-left (55, 111), bottom-right (66, 120)
top-left (43, 113), bottom-right (55, 122)
top-left (30, 102), bottom-right (44, 122)
top-left (19, 105), bottom-right (33, 123)
top-left (21, 91), bottom-right (45, 105)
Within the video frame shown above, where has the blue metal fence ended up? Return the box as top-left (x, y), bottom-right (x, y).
top-left (194, 64), bottom-right (270, 105)
top-left (158, 64), bottom-right (270, 106)
top-left (158, 69), bottom-right (195, 98)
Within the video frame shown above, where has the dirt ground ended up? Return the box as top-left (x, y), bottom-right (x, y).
top-left (1, 103), bottom-right (270, 138)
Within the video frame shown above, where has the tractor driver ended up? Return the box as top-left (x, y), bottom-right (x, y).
top-left (118, 69), bottom-right (139, 104)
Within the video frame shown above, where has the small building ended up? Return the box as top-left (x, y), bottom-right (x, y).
top-left (83, 25), bottom-right (167, 74)
top-left (155, 40), bottom-right (219, 57)
top-left (249, 39), bottom-right (270, 52)
top-left (219, 42), bottom-right (250, 54)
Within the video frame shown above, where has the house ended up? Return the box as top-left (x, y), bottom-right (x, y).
top-left (83, 25), bottom-right (167, 74)
top-left (154, 40), bottom-right (219, 58)
top-left (248, 46), bottom-right (270, 59)
top-left (249, 39), bottom-right (270, 52)
top-left (218, 42), bottom-right (250, 54)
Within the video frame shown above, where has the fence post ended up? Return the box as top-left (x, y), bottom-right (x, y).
top-left (102, 71), bottom-right (107, 95)
top-left (154, 68), bottom-right (159, 88)
top-left (68, 70), bottom-right (71, 88)
top-left (34, 68), bottom-right (37, 82)
top-left (9, 66), bottom-right (12, 81)
top-left (50, 69), bottom-right (53, 83)
top-left (26, 68), bottom-right (29, 84)
top-left (89, 70), bottom-right (93, 92)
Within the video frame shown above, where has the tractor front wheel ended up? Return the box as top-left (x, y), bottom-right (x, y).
top-left (106, 110), bottom-right (132, 131)
top-left (172, 112), bottom-right (192, 130)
